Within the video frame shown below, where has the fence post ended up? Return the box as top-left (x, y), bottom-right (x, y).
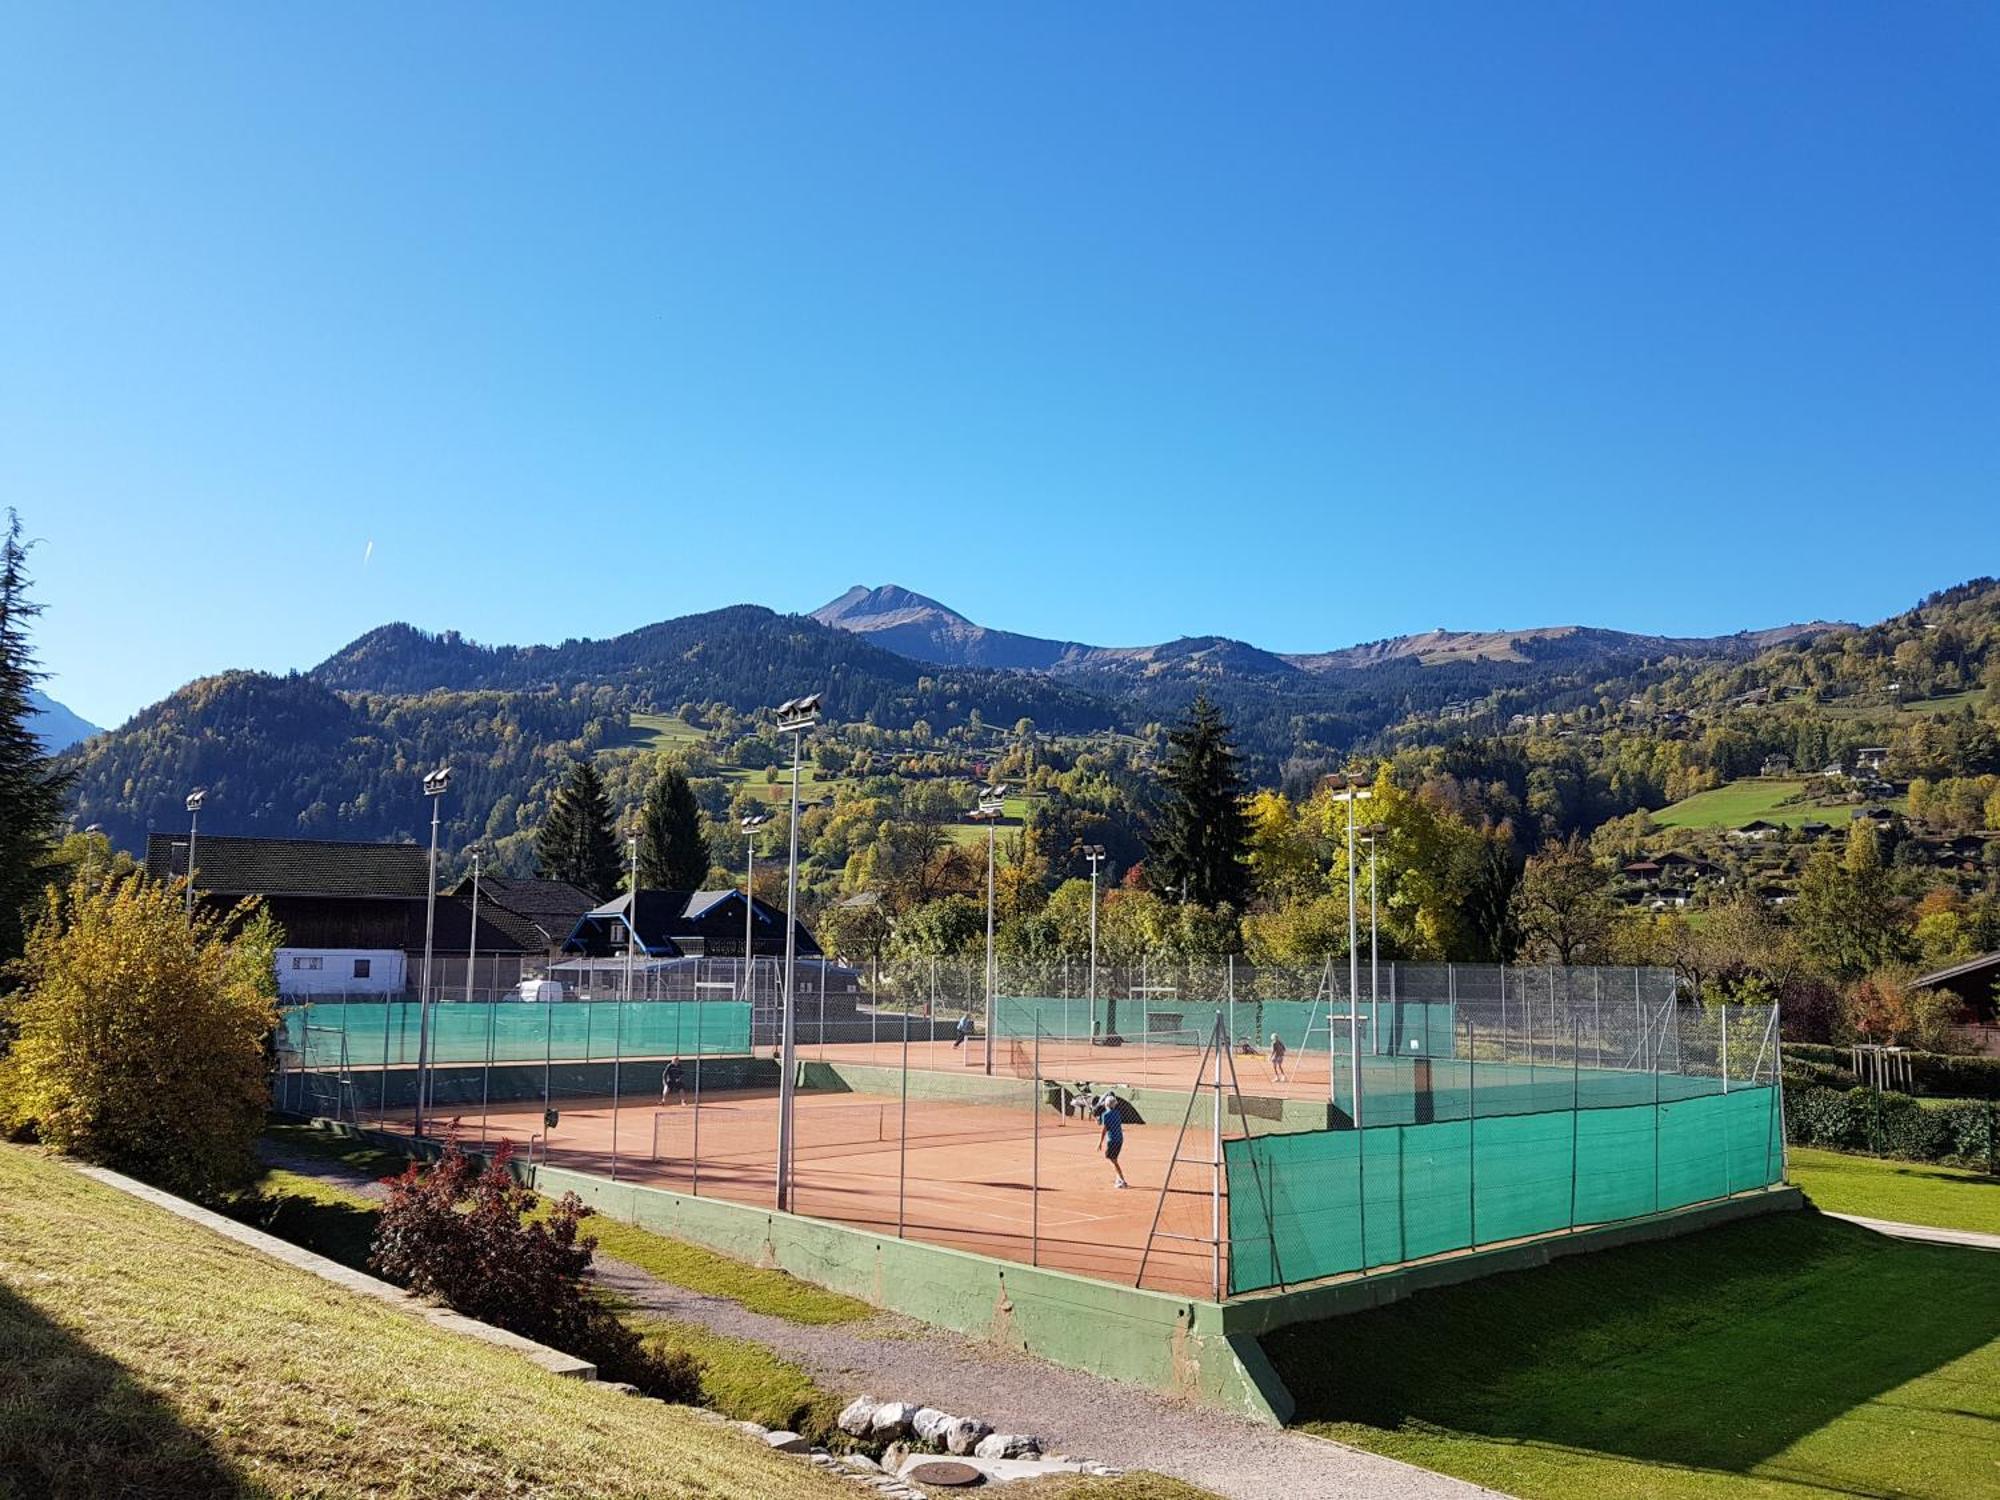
top-left (1568, 1015), bottom-right (1580, 1232)
top-left (381, 1003), bottom-right (392, 1124)
top-left (1467, 1018), bottom-right (1478, 1249)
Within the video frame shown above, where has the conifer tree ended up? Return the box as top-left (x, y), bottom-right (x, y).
top-left (0, 512), bottom-right (73, 963)
top-left (1147, 695), bottom-right (1250, 910)
top-left (536, 760), bottom-right (620, 897)
top-left (637, 764), bottom-right (710, 890)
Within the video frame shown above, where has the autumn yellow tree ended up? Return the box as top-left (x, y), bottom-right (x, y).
top-left (0, 873), bottom-right (280, 1201)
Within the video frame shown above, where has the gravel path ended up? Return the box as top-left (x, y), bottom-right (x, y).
top-left (594, 1254), bottom-right (1499, 1500)
top-left (260, 1141), bottom-right (1501, 1499)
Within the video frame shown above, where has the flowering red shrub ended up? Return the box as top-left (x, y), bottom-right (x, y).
top-left (370, 1128), bottom-right (696, 1398)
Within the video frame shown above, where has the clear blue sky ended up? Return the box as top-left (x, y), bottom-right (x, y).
top-left (4, 4), bottom-right (1995, 729)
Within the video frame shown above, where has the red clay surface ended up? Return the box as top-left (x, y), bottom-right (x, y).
top-left (808, 1032), bottom-right (1349, 1101)
top-left (380, 1081), bottom-right (1230, 1297)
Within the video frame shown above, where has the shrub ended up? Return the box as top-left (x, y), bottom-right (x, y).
top-left (1785, 1084), bottom-right (2000, 1172)
top-left (0, 874), bottom-right (278, 1201)
top-left (370, 1134), bottom-right (699, 1400)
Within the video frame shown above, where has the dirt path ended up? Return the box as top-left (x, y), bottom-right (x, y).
top-left (261, 1141), bottom-right (1501, 1500)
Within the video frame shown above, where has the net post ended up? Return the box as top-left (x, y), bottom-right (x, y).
top-left (480, 997), bottom-right (495, 1147)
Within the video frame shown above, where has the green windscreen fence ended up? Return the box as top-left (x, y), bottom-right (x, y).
top-left (1226, 1081), bottom-right (1781, 1293)
top-left (989, 997), bottom-right (1460, 1059)
top-left (281, 1000), bottom-right (753, 1068)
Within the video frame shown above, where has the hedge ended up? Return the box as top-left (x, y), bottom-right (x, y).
top-left (1784, 1084), bottom-right (1998, 1173)
top-left (1783, 1043), bottom-right (2000, 1102)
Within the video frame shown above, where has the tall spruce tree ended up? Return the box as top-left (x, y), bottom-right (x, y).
top-left (0, 512), bottom-right (73, 963)
top-left (637, 764), bottom-right (710, 890)
top-left (1147, 694), bottom-right (1250, 910)
top-left (536, 760), bottom-right (621, 897)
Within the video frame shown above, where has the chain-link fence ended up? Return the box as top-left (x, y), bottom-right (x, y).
top-left (273, 960), bottom-right (1785, 1302)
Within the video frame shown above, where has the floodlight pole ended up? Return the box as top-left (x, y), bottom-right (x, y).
top-left (1084, 845), bottom-right (1105, 1031)
top-left (464, 848), bottom-right (481, 1006)
top-left (1332, 778), bottom-right (1371, 1125)
top-left (624, 835), bottom-right (638, 1004)
top-left (973, 787), bottom-right (1006, 1074)
top-left (1365, 833), bottom-right (1379, 1053)
top-left (773, 697), bottom-right (822, 1212)
top-left (741, 813), bottom-right (770, 1001)
top-left (183, 790), bottom-right (204, 917)
top-left (413, 766), bottom-right (450, 1136)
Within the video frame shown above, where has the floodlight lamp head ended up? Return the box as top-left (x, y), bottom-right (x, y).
top-left (741, 812), bottom-right (771, 832)
top-left (185, 789), bottom-right (206, 813)
top-left (423, 766), bottom-right (452, 797)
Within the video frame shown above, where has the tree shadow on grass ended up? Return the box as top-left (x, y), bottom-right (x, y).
top-left (1266, 1211), bottom-right (2000, 1476)
top-left (0, 1282), bottom-right (246, 1499)
top-left (231, 1189), bottom-right (381, 1273)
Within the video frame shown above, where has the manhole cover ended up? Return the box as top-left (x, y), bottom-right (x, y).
top-left (904, 1458), bottom-right (983, 1487)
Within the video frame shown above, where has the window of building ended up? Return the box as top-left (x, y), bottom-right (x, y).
top-left (352, 958), bottom-right (371, 979)
top-left (291, 956), bottom-right (324, 972)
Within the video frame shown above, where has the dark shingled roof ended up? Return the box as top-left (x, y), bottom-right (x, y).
top-left (145, 833), bottom-right (429, 898)
top-left (448, 875), bottom-right (601, 946)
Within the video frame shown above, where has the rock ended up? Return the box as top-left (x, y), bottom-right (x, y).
top-left (910, 1406), bottom-right (954, 1445)
top-left (732, 1421), bottom-right (769, 1437)
top-left (973, 1433), bottom-right (1041, 1460)
top-left (600, 1381), bottom-right (640, 1396)
top-left (943, 1417), bottom-right (992, 1456)
top-left (837, 1396), bottom-right (881, 1437)
top-left (841, 1452), bottom-right (882, 1473)
top-left (869, 1400), bottom-right (917, 1438)
top-left (880, 1441), bottom-right (910, 1473)
top-left (762, 1430), bottom-right (810, 1454)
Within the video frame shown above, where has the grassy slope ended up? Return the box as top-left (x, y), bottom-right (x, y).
top-left (1789, 1146), bottom-right (2000, 1235)
top-left (1650, 779), bottom-right (1831, 830)
top-left (0, 1143), bottom-right (851, 1500)
top-left (1269, 1210), bottom-right (2000, 1500)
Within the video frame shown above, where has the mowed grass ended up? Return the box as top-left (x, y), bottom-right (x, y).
top-left (608, 711), bottom-right (708, 752)
top-left (1789, 1146), bottom-right (2000, 1235)
top-left (1269, 1209), bottom-right (2000, 1500)
top-left (0, 1143), bottom-right (851, 1500)
top-left (1651, 779), bottom-right (1840, 830)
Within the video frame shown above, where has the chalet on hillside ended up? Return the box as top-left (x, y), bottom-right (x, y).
top-left (1855, 747), bottom-right (1890, 771)
top-left (144, 833), bottom-right (537, 1000)
top-left (1729, 821), bottom-right (1780, 841)
top-left (1761, 754), bottom-right (1792, 777)
top-left (1911, 951), bottom-right (2000, 1054)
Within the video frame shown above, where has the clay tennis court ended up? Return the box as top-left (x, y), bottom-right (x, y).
top-left (393, 1081), bottom-right (1229, 1297)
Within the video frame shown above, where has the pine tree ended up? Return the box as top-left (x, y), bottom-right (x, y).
top-left (536, 760), bottom-right (620, 897)
top-left (0, 512), bottom-right (73, 963)
top-left (1147, 695), bottom-right (1250, 910)
top-left (637, 764), bottom-right (710, 890)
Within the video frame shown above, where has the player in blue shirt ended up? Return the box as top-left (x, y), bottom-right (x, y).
top-left (1096, 1094), bottom-right (1129, 1189)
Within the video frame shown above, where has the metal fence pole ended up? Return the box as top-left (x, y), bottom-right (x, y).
top-left (611, 998), bottom-right (625, 1181)
top-left (1467, 1018), bottom-right (1478, 1248)
top-left (1031, 1021), bottom-right (1041, 1267)
top-left (1568, 1015), bottom-right (1580, 1232)
top-left (381, 1002), bottom-right (393, 1125)
top-left (480, 998), bottom-right (495, 1146)
top-left (897, 993), bottom-right (911, 1239)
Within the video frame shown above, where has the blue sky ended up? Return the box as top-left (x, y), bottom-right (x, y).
top-left (3, 4), bottom-right (1995, 729)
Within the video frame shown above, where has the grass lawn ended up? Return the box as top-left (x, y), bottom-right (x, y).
top-left (606, 711), bottom-right (709, 753)
top-left (1650, 779), bottom-right (1843, 831)
top-left (0, 1143), bottom-right (851, 1500)
top-left (256, 1125), bottom-right (873, 1323)
top-left (1788, 1147), bottom-right (2000, 1236)
top-left (1268, 1209), bottom-right (2000, 1500)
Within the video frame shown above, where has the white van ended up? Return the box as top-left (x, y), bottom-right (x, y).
top-left (514, 978), bottom-right (567, 1004)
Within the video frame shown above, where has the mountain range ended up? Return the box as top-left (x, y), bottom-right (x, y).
top-left (812, 584), bottom-right (1842, 679)
top-left (29, 689), bottom-right (98, 754)
top-left (60, 583), bottom-right (1868, 855)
